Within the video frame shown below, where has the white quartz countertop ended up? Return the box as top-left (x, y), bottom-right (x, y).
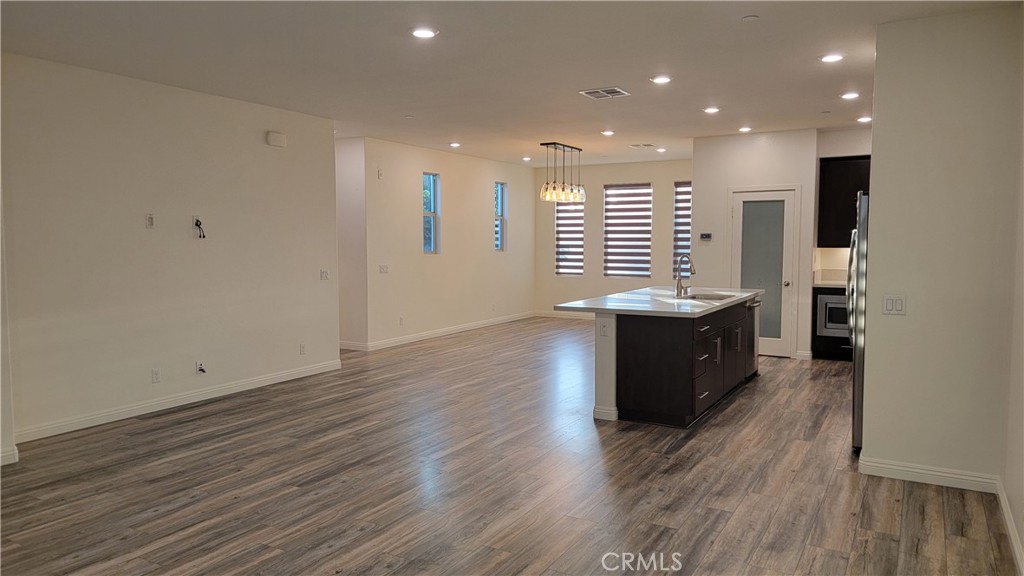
top-left (554, 286), bottom-right (765, 319)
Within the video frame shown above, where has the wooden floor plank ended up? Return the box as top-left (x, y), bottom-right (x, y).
top-left (897, 481), bottom-right (948, 575)
top-left (0, 318), bottom-right (1015, 575)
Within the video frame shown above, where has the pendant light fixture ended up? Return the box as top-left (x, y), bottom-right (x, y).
top-left (539, 142), bottom-right (586, 203)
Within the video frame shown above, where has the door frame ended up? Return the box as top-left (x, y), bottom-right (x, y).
top-left (729, 186), bottom-right (798, 358)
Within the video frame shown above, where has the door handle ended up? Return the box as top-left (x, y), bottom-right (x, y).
top-left (697, 354), bottom-right (709, 361)
top-left (697, 391), bottom-right (710, 399)
top-left (735, 327), bottom-right (742, 350)
top-left (714, 337), bottom-right (722, 364)
top-left (783, 281), bottom-right (791, 287)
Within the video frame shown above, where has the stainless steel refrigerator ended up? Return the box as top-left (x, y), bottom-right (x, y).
top-left (847, 191), bottom-right (869, 452)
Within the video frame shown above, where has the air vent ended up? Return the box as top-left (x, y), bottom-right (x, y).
top-left (579, 87), bottom-right (631, 100)
top-left (630, 143), bottom-right (657, 149)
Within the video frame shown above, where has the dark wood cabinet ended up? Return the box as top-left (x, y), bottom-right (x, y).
top-left (818, 155), bottom-right (870, 247)
top-left (616, 302), bottom-right (757, 428)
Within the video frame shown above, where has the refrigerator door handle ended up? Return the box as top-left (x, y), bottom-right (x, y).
top-left (847, 229), bottom-right (858, 343)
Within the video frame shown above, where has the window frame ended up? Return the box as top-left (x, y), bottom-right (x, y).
top-left (603, 183), bottom-right (654, 278)
top-left (554, 201), bottom-right (585, 276)
top-left (673, 181), bottom-right (693, 277)
top-left (494, 181), bottom-right (508, 251)
top-left (423, 172), bottom-right (440, 254)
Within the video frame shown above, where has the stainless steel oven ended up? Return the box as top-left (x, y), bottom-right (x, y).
top-left (816, 293), bottom-right (849, 337)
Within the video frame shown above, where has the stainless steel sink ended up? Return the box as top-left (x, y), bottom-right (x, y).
top-left (684, 293), bottom-right (735, 301)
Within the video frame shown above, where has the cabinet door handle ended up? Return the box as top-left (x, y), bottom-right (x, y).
top-left (697, 325), bottom-right (711, 332)
top-left (697, 354), bottom-right (709, 361)
top-left (697, 391), bottom-right (709, 399)
top-left (735, 327), bottom-right (742, 351)
top-left (714, 337), bottom-right (722, 364)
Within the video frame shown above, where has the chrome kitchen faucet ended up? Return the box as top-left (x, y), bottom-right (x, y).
top-left (675, 254), bottom-right (695, 298)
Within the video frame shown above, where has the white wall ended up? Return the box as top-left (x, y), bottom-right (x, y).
top-left (337, 138), bottom-right (369, 347)
top-left (340, 138), bottom-right (535, 349)
top-left (692, 129), bottom-right (818, 358)
top-left (817, 127), bottom-right (872, 158)
top-left (1006, 6), bottom-right (1024, 565)
top-left (1, 166), bottom-right (15, 464)
top-left (1, 55), bottom-right (341, 442)
top-left (534, 159), bottom-right (693, 314)
top-left (863, 0), bottom-right (1021, 521)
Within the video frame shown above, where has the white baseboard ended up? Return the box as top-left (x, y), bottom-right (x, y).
top-left (358, 312), bottom-right (535, 351)
top-left (996, 477), bottom-right (1024, 575)
top-left (1, 445), bottom-right (19, 465)
top-left (858, 455), bottom-right (1000, 494)
top-left (14, 360), bottom-right (341, 443)
top-left (593, 406), bottom-right (618, 421)
top-left (535, 310), bottom-right (594, 320)
top-left (794, 349), bottom-right (812, 360)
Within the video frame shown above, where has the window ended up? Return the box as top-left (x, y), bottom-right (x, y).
top-left (555, 201), bottom-right (584, 275)
top-left (423, 173), bottom-right (439, 254)
top-left (673, 181), bottom-right (693, 276)
top-left (603, 183), bottom-right (653, 277)
top-left (494, 182), bottom-right (507, 251)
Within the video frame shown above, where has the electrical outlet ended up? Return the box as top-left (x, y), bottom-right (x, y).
top-left (320, 269), bottom-right (330, 281)
top-left (599, 320), bottom-right (609, 337)
top-left (379, 264), bottom-right (389, 274)
top-left (145, 213), bottom-right (155, 229)
top-left (299, 343), bottom-right (306, 355)
top-left (151, 368), bottom-right (161, 383)
top-left (491, 303), bottom-right (496, 312)
top-left (195, 361), bottom-right (206, 375)
top-left (399, 316), bottom-right (404, 326)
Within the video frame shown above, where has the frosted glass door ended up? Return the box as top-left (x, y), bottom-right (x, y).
top-left (741, 200), bottom-right (784, 339)
top-left (731, 189), bottom-right (795, 357)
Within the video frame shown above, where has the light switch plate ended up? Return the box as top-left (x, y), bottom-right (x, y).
top-left (883, 294), bottom-right (906, 315)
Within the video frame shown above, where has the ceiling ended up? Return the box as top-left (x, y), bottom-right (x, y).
top-left (0, 1), bottom-right (1000, 165)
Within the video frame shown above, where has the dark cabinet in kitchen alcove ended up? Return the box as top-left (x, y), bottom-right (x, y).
top-left (818, 155), bottom-right (870, 247)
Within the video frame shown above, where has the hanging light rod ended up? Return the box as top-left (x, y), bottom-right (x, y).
top-left (539, 141), bottom-right (583, 153)
top-left (539, 142), bottom-right (586, 203)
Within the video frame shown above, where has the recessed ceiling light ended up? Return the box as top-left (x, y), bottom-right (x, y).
top-left (650, 75), bottom-right (672, 84)
top-left (741, 14), bottom-right (760, 22)
top-left (449, 142), bottom-right (461, 148)
top-left (842, 92), bottom-right (860, 100)
top-left (411, 27), bottom-right (439, 39)
top-left (703, 106), bottom-right (720, 114)
top-left (601, 130), bottom-right (615, 136)
top-left (404, 114), bottom-right (414, 119)
top-left (522, 156), bottom-right (531, 162)
top-left (739, 126), bottom-right (752, 133)
top-left (656, 148), bottom-right (667, 153)
top-left (857, 116), bottom-right (872, 123)
top-left (821, 53), bottom-right (844, 63)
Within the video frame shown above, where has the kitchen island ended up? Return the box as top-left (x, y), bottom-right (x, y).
top-left (556, 286), bottom-right (764, 427)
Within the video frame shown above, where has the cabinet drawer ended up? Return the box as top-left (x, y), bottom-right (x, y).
top-left (692, 305), bottom-right (747, 337)
top-left (694, 371), bottom-right (719, 415)
top-left (693, 336), bottom-right (711, 378)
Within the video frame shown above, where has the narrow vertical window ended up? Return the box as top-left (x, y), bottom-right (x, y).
top-left (555, 201), bottom-right (584, 275)
top-left (603, 183), bottom-right (653, 277)
top-left (673, 181), bottom-right (693, 276)
top-left (494, 182), bottom-right (507, 251)
top-left (423, 173), bottom-right (439, 254)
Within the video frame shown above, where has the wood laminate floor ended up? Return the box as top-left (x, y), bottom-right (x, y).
top-left (1, 318), bottom-right (1018, 575)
